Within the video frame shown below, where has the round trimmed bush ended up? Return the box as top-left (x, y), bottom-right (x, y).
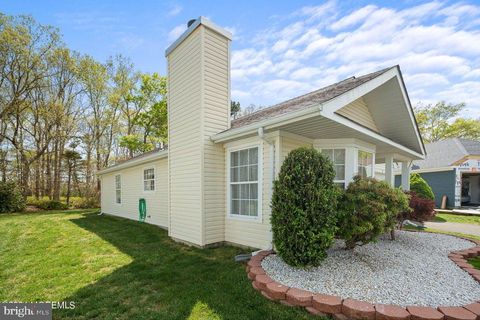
top-left (410, 173), bottom-right (434, 200)
top-left (0, 181), bottom-right (26, 213)
top-left (271, 147), bottom-right (339, 267)
top-left (337, 176), bottom-right (410, 249)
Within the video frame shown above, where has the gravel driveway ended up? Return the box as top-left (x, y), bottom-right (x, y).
top-left (262, 231), bottom-right (480, 307)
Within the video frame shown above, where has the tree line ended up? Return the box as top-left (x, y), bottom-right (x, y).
top-left (0, 14), bottom-right (167, 203)
top-left (1, 12), bottom-right (478, 206)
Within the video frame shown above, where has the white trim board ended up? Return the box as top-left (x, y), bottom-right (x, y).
top-left (97, 150), bottom-right (168, 176)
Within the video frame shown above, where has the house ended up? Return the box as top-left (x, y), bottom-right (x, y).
top-left (97, 17), bottom-right (425, 249)
top-left (395, 138), bottom-right (480, 208)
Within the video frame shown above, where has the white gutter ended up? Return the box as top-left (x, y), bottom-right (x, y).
top-left (97, 150), bottom-right (168, 176)
top-left (258, 127), bottom-right (275, 250)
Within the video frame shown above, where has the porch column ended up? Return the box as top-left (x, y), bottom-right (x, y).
top-left (385, 154), bottom-right (394, 187)
top-left (401, 161), bottom-right (410, 191)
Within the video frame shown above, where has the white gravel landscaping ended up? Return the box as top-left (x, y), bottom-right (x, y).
top-left (262, 231), bottom-right (480, 307)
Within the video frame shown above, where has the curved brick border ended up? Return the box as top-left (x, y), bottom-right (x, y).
top-left (247, 237), bottom-right (480, 320)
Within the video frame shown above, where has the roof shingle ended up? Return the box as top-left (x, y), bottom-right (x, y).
top-left (413, 138), bottom-right (480, 169)
top-left (230, 66), bottom-right (394, 129)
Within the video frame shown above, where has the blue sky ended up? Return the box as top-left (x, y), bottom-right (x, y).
top-left (2, 0), bottom-right (480, 116)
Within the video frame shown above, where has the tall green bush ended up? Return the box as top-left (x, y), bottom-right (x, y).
top-left (337, 176), bottom-right (410, 249)
top-left (0, 181), bottom-right (26, 213)
top-left (271, 147), bottom-right (339, 267)
top-left (410, 173), bottom-right (434, 200)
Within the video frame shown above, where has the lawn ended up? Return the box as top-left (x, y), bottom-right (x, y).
top-left (433, 213), bottom-right (480, 225)
top-left (469, 257), bottom-right (480, 270)
top-left (0, 210), bottom-right (315, 320)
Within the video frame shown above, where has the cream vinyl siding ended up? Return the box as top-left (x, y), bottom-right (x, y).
top-left (167, 24), bottom-right (230, 246)
top-left (336, 97), bottom-right (379, 132)
top-left (100, 158), bottom-right (168, 228)
top-left (168, 27), bottom-right (203, 245)
top-left (202, 27), bottom-right (229, 245)
top-left (223, 134), bottom-right (312, 249)
top-left (224, 137), bottom-right (273, 249)
top-left (280, 135), bottom-right (313, 164)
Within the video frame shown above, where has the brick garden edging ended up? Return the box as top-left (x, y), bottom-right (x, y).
top-left (247, 238), bottom-right (480, 320)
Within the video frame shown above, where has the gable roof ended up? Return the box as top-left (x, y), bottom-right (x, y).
top-left (97, 148), bottom-right (168, 175)
top-left (230, 67), bottom-right (393, 129)
top-left (412, 138), bottom-right (480, 170)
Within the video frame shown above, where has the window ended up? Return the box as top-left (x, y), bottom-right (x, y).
top-left (115, 175), bottom-right (121, 204)
top-left (229, 147), bottom-right (259, 217)
top-left (321, 148), bottom-right (346, 188)
top-left (358, 150), bottom-right (373, 178)
top-left (143, 168), bottom-right (155, 191)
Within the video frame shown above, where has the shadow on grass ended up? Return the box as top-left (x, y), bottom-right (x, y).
top-left (6, 209), bottom-right (100, 217)
top-left (56, 213), bottom-right (314, 320)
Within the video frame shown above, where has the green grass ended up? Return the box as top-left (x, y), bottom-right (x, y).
top-left (0, 210), bottom-right (316, 320)
top-left (433, 213), bottom-right (480, 225)
top-left (468, 257), bottom-right (480, 270)
top-left (404, 225), bottom-right (480, 242)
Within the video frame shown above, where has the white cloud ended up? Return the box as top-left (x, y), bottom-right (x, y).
top-left (168, 24), bottom-right (186, 41)
top-left (167, 5), bottom-right (182, 17)
top-left (330, 5), bottom-right (377, 31)
top-left (230, 1), bottom-right (480, 112)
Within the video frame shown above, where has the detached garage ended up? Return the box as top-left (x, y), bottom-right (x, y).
top-left (97, 149), bottom-right (168, 228)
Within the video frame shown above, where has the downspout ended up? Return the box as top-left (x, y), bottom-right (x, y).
top-left (257, 127), bottom-right (275, 251)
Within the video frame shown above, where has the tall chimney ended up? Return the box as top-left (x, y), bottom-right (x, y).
top-left (165, 17), bottom-right (232, 246)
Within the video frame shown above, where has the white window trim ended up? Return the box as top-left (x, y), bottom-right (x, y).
top-left (320, 148), bottom-right (347, 187)
top-left (114, 174), bottom-right (122, 205)
top-left (143, 166), bottom-right (156, 193)
top-left (315, 139), bottom-right (376, 186)
top-left (356, 148), bottom-right (375, 178)
top-left (226, 143), bottom-right (263, 222)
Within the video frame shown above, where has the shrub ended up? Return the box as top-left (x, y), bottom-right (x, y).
top-left (0, 181), bottom-right (26, 213)
top-left (271, 147), bottom-right (339, 267)
top-left (410, 173), bottom-right (434, 200)
top-left (70, 197), bottom-right (99, 209)
top-left (398, 191), bottom-right (435, 224)
top-left (36, 200), bottom-right (68, 211)
top-left (337, 176), bottom-right (410, 249)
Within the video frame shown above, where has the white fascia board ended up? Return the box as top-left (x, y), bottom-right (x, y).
top-left (97, 151), bottom-right (168, 176)
top-left (324, 68), bottom-right (398, 114)
top-left (325, 112), bottom-right (425, 160)
top-left (323, 66), bottom-right (425, 157)
top-left (165, 16), bottom-right (232, 57)
top-left (393, 67), bottom-right (427, 156)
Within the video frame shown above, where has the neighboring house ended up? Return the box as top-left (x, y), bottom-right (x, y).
top-left (395, 138), bottom-right (480, 208)
top-left (97, 17), bottom-right (425, 249)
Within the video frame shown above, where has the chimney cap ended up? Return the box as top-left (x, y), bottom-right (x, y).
top-left (165, 17), bottom-right (232, 57)
top-left (187, 19), bottom-right (196, 28)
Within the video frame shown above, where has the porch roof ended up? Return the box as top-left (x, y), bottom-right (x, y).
top-left (213, 66), bottom-right (425, 160)
top-left (229, 67), bottom-right (392, 129)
